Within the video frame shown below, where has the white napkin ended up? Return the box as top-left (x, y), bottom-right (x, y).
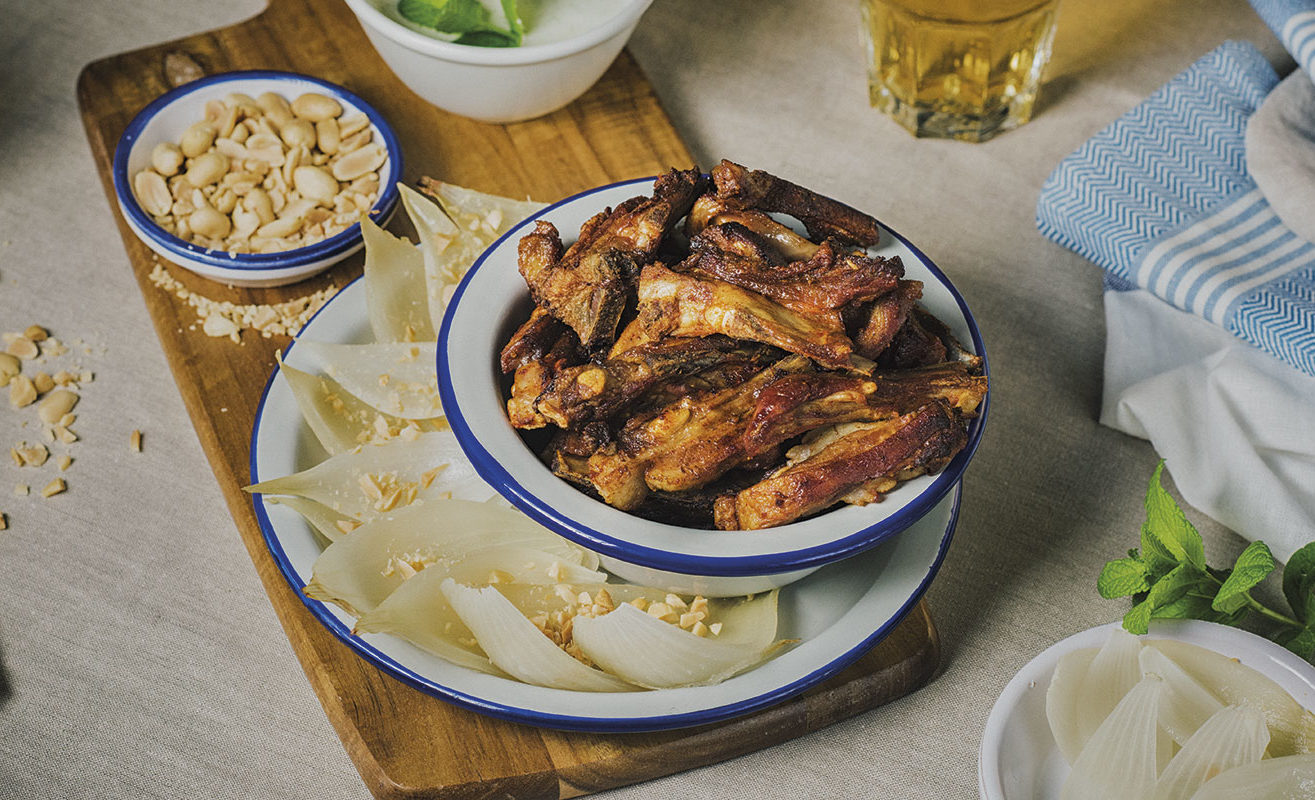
top-left (1102, 287), bottom-right (1315, 562)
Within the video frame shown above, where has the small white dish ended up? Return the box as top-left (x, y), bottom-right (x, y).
top-left (979, 620), bottom-right (1315, 800)
top-left (112, 70), bottom-right (402, 288)
top-left (342, 0), bottom-right (654, 123)
top-left (438, 176), bottom-right (990, 586)
top-left (249, 277), bottom-right (963, 731)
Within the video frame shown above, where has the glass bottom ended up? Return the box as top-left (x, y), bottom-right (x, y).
top-left (870, 83), bottom-right (1040, 143)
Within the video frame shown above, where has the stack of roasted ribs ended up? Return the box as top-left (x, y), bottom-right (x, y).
top-left (499, 161), bottom-right (987, 530)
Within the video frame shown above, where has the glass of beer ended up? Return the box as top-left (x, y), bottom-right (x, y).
top-left (861, 0), bottom-right (1060, 142)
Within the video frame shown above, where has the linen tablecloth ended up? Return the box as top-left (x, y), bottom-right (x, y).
top-left (0, 1), bottom-right (1289, 797)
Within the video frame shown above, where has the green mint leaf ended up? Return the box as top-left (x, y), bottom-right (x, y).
top-left (1283, 542), bottom-right (1315, 623)
top-left (1147, 563), bottom-right (1203, 607)
top-left (1144, 461), bottom-right (1206, 570)
top-left (1277, 627), bottom-right (1315, 661)
top-left (456, 29), bottom-right (518, 46)
top-left (1098, 557), bottom-right (1150, 598)
top-left (399, 0), bottom-right (492, 33)
top-left (501, 0), bottom-right (523, 39)
top-left (1150, 590), bottom-right (1218, 622)
top-left (1212, 540), bottom-right (1277, 614)
top-left (1140, 522), bottom-right (1180, 578)
top-left (1123, 597), bottom-right (1153, 635)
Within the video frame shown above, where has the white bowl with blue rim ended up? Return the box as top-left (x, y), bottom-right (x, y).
top-left (979, 620), bottom-right (1315, 800)
top-left (437, 175), bottom-right (990, 597)
top-left (112, 70), bottom-right (402, 288)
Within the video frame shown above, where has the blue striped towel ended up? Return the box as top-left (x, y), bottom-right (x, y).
top-left (1036, 40), bottom-right (1315, 378)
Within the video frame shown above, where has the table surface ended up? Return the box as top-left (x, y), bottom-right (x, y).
top-left (0, 0), bottom-right (1289, 797)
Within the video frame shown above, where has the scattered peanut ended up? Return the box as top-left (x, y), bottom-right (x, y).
top-left (13, 485), bottom-right (28, 497)
top-left (37, 390), bottom-right (78, 425)
top-left (32, 372), bottom-right (53, 394)
top-left (9, 375), bottom-right (37, 408)
top-left (0, 512), bottom-right (6, 531)
top-left (23, 326), bottom-right (48, 342)
top-left (40, 478), bottom-right (66, 498)
top-left (130, 429), bottom-right (142, 453)
top-left (5, 336), bottom-right (38, 360)
top-left (57, 455), bottom-right (72, 471)
top-left (131, 90), bottom-right (382, 256)
top-left (0, 353), bottom-right (19, 387)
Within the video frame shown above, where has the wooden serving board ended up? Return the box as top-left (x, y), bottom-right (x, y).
top-left (76, 1), bottom-right (942, 796)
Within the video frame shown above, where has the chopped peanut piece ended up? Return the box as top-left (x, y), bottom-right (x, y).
top-left (40, 478), bottom-right (66, 498)
top-left (5, 337), bottom-right (37, 359)
top-left (130, 429), bottom-right (143, 452)
top-left (334, 518), bottom-right (360, 535)
top-left (23, 325), bottom-right (48, 342)
top-left (32, 372), bottom-right (53, 394)
top-left (9, 375), bottom-right (37, 408)
top-left (8, 448), bottom-right (20, 467)
top-left (54, 426), bottom-right (77, 445)
top-left (0, 512), bottom-right (6, 530)
top-left (56, 455), bottom-right (72, 471)
top-left (13, 484), bottom-right (28, 497)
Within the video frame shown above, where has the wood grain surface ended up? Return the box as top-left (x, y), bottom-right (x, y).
top-left (76, 0), bottom-right (942, 796)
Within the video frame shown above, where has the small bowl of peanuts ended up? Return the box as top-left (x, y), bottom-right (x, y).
top-left (112, 70), bottom-right (402, 287)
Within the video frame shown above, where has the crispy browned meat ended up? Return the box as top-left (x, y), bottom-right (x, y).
top-left (718, 402), bottom-right (966, 530)
top-left (853, 280), bottom-right (923, 361)
top-left (518, 169), bottom-right (706, 350)
top-left (711, 160), bottom-right (881, 246)
top-left (740, 361), bottom-right (986, 456)
top-left (529, 336), bottom-right (778, 430)
top-left (633, 263), bottom-right (856, 369)
top-left (506, 329), bottom-right (584, 429)
top-left (500, 306), bottom-right (567, 374)
top-left (686, 195), bottom-right (822, 261)
top-left (687, 223), bottom-right (903, 315)
top-left (877, 306), bottom-right (949, 369)
top-left (586, 356), bottom-right (815, 508)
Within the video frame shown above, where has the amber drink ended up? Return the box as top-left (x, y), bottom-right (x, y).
top-left (862, 0), bottom-right (1058, 142)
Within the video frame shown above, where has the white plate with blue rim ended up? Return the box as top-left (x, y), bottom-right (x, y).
top-left (250, 276), bottom-right (965, 732)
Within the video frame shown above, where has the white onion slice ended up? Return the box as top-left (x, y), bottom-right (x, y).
top-left (1151, 704), bottom-right (1269, 800)
top-left (398, 184), bottom-right (460, 335)
top-left (354, 545), bottom-right (606, 675)
top-left (294, 340), bottom-right (441, 420)
top-left (1140, 644), bottom-right (1225, 746)
top-left (277, 357), bottom-right (428, 456)
top-left (421, 180), bottom-right (546, 245)
top-left (1061, 673), bottom-right (1164, 800)
top-left (1077, 627), bottom-right (1145, 747)
top-left (361, 215), bottom-right (434, 344)
top-left (1152, 639), bottom-right (1315, 756)
top-left (304, 498), bottom-right (590, 615)
top-left (247, 431), bottom-right (493, 521)
top-left (265, 495), bottom-right (356, 545)
top-left (440, 579), bottom-right (635, 692)
top-left (572, 592), bottom-right (780, 689)
top-left (1185, 753), bottom-right (1315, 799)
top-left (1047, 647), bottom-right (1098, 764)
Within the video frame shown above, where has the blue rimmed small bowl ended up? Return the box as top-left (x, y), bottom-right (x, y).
top-left (437, 175), bottom-right (990, 596)
top-left (112, 70), bottom-right (402, 288)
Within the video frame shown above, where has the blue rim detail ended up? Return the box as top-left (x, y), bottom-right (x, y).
top-left (111, 70), bottom-right (402, 271)
top-left (436, 176), bottom-right (990, 577)
top-left (249, 324), bottom-right (961, 731)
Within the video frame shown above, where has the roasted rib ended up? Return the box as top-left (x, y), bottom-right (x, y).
top-left (518, 169), bottom-right (706, 350)
top-left (710, 160), bottom-right (881, 246)
top-left (852, 280), bottom-right (923, 361)
top-left (715, 402), bottom-right (966, 530)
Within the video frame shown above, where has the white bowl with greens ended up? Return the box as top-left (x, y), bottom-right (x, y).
top-left (344, 0), bottom-right (654, 123)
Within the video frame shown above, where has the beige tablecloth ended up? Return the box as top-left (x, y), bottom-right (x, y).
top-left (0, 1), bottom-right (1288, 797)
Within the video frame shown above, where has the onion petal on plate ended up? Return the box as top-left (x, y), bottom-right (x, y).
top-left (1151, 639), bottom-right (1315, 756)
top-left (246, 431), bottom-right (493, 521)
top-left (397, 184), bottom-right (460, 335)
top-left (1151, 704), bottom-right (1269, 800)
top-left (420, 180), bottom-right (547, 248)
top-left (353, 545), bottom-right (607, 675)
top-left (276, 356), bottom-right (435, 456)
top-left (304, 499), bottom-right (592, 616)
top-left (1061, 673), bottom-right (1164, 800)
top-left (294, 340), bottom-right (441, 420)
top-left (362, 214), bottom-right (435, 344)
top-left (1046, 647), bottom-right (1098, 764)
top-left (572, 591), bottom-right (780, 689)
top-left (265, 495), bottom-right (357, 545)
top-left (1183, 753), bottom-right (1315, 799)
top-left (440, 579), bottom-right (636, 692)
top-left (1077, 627), bottom-right (1145, 748)
top-left (1140, 644), bottom-right (1225, 746)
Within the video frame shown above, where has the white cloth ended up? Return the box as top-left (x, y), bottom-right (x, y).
top-left (1246, 70), bottom-right (1315, 245)
top-left (1102, 287), bottom-right (1315, 562)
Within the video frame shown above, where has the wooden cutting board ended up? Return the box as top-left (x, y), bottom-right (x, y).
top-left (76, 0), bottom-right (942, 796)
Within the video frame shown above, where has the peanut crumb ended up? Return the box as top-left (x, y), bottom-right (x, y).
top-left (40, 478), bottom-right (65, 498)
top-left (13, 484), bottom-right (28, 497)
top-left (57, 455), bottom-right (72, 471)
top-left (148, 262), bottom-right (337, 342)
top-left (0, 511), bottom-right (6, 530)
top-left (130, 429), bottom-right (143, 453)
top-left (23, 325), bottom-right (47, 342)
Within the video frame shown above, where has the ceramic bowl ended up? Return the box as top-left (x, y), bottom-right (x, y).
top-left (112, 70), bottom-right (402, 288)
top-left (342, 0), bottom-right (654, 123)
top-left (437, 175), bottom-right (990, 595)
top-left (979, 620), bottom-right (1315, 800)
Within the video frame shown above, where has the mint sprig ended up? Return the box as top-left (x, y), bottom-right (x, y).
top-left (398, 0), bottom-right (523, 47)
top-left (1099, 462), bottom-right (1314, 660)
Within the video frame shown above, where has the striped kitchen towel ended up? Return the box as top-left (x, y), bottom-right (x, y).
top-left (1036, 41), bottom-right (1315, 378)
top-left (1252, 0), bottom-right (1315, 78)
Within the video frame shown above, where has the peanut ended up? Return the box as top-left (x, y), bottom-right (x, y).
top-left (315, 118), bottom-right (340, 155)
top-left (279, 118), bottom-right (316, 150)
top-left (189, 204), bottom-right (231, 240)
top-left (293, 166), bottom-right (338, 205)
top-left (180, 121), bottom-right (217, 158)
top-left (291, 92), bottom-right (342, 122)
top-left (37, 389), bottom-right (78, 425)
top-left (185, 152), bottom-right (229, 188)
top-left (331, 144), bottom-right (385, 182)
top-left (134, 170), bottom-right (173, 217)
top-left (0, 353), bottom-right (19, 386)
top-left (151, 142), bottom-right (185, 176)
